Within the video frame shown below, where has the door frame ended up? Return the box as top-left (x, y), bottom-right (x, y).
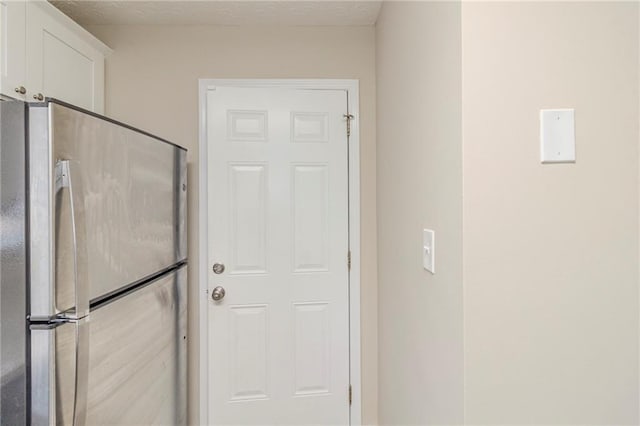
top-left (197, 79), bottom-right (362, 425)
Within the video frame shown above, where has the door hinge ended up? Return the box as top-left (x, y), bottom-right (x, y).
top-left (349, 384), bottom-right (352, 405)
top-left (344, 114), bottom-right (354, 138)
top-left (347, 251), bottom-right (351, 270)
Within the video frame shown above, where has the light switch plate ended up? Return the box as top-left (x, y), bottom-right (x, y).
top-left (540, 109), bottom-right (575, 163)
top-left (423, 229), bottom-right (435, 274)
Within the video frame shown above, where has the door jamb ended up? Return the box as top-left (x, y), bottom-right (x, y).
top-left (198, 79), bottom-right (362, 425)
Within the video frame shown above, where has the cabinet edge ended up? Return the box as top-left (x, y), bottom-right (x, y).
top-left (27, 0), bottom-right (113, 56)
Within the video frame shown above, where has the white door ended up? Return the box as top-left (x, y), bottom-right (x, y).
top-left (206, 86), bottom-right (351, 425)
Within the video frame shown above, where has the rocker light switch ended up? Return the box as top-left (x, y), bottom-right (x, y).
top-left (423, 229), bottom-right (435, 274)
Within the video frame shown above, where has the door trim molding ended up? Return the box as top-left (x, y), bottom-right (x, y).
top-left (198, 79), bottom-right (362, 425)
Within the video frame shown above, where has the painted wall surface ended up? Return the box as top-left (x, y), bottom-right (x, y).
top-left (377, 1), bottom-right (639, 425)
top-left (86, 25), bottom-right (378, 425)
top-left (462, 2), bottom-right (639, 424)
top-left (376, 2), bottom-right (464, 424)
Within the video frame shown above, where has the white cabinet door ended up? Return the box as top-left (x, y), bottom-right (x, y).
top-left (26, 1), bottom-right (105, 112)
top-left (0, 0), bottom-right (27, 100)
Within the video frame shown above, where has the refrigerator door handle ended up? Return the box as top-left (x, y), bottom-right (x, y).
top-left (72, 317), bottom-right (90, 426)
top-left (55, 159), bottom-right (90, 319)
top-left (55, 159), bottom-right (90, 426)
top-left (30, 318), bottom-right (90, 426)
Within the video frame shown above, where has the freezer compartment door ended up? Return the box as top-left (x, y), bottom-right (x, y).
top-left (85, 265), bottom-right (187, 425)
top-left (30, 265), bottom-right (187, 425)
top-left (29, 101), bottom-right (187, 318)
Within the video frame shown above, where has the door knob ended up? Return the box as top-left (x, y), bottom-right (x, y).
top-left (33, 93), bottom-right (44, 101)
top-left (14, 86), bottom-right (26, 95)
top-left (211, 286), bottom-right (226, 301)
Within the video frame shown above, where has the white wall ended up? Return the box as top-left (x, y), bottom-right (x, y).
top-left (376, 3), bottom-right (464, 424)
top-left (86, 24), bottom-right (378, 425)
top-left (462, 2), bottom-right (639, 423)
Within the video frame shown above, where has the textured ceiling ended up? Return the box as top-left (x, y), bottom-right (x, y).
top-left (50, 1), bottom-right (382, 26)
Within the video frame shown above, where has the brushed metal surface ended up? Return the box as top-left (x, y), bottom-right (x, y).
top-left (73, 316), bottom-right (90, 426)
top-left (211, 285), bottom-right (225, 301)
top-left (175, 147), bottom-right (187, 262)
top-left (28, 105), bottom-right (58, 320)
top-left (30, 321), bottom-right (76, 425)
top-left (30, 325), bottom-right (54, 426)
top-left (30, 266), bottom-right (187, 425)
top-left (54, 159), bottom-right (90, 320)
top-left (29, 101), bottom-right (187, 318)
top-left (31, 320), bottom-right (88, 425)
top-left (84, 266), bottom-right (187, 425)
top-left (0, 99), bottom-right (28, 425)
top-left (212, 262), bottom-right (225, 274)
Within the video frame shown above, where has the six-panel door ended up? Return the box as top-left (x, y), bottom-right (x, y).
top-left (207, 87), bottom-right (351, 425)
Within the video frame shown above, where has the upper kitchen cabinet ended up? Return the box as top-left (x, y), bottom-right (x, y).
top-left (0, 0), bottom-right (27, 100)
top-left (0, 1), bottom-right (111, 113)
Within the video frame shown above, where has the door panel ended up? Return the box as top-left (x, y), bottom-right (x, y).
top-left (292, 164), bottom-right (329, 272)
top-left (229, 163), bottom-right (267, 274)
top-left (207, 87), bottom-right (350, 425)
top-left (28, 101), bottom-right (187, 319)
top-left (25, 1), bottom-right (105, 112)
top-left (293, 302), bottom-right (330, 395)
top-left (42, 30), bottom-right (93, 107)
top-left (228, 304), bottom-right (269, 401)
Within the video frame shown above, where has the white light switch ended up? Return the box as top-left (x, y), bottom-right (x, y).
top-left (423, 229), bottom-right (435, 274)
top-left (540, 109), bottom-right (575, 163)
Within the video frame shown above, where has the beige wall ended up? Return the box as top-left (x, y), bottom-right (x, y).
top-left (86, 25), bottom-right (378, 425)
top-left (376, 3), bottom-right (464, 424)
top-left (462, 2), bottom-right (639, 423)
top-left (377, 1), bottom-right (639, 425)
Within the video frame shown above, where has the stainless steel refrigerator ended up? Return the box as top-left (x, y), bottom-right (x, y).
top-left (0, 98), bottom-right (187, 425)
